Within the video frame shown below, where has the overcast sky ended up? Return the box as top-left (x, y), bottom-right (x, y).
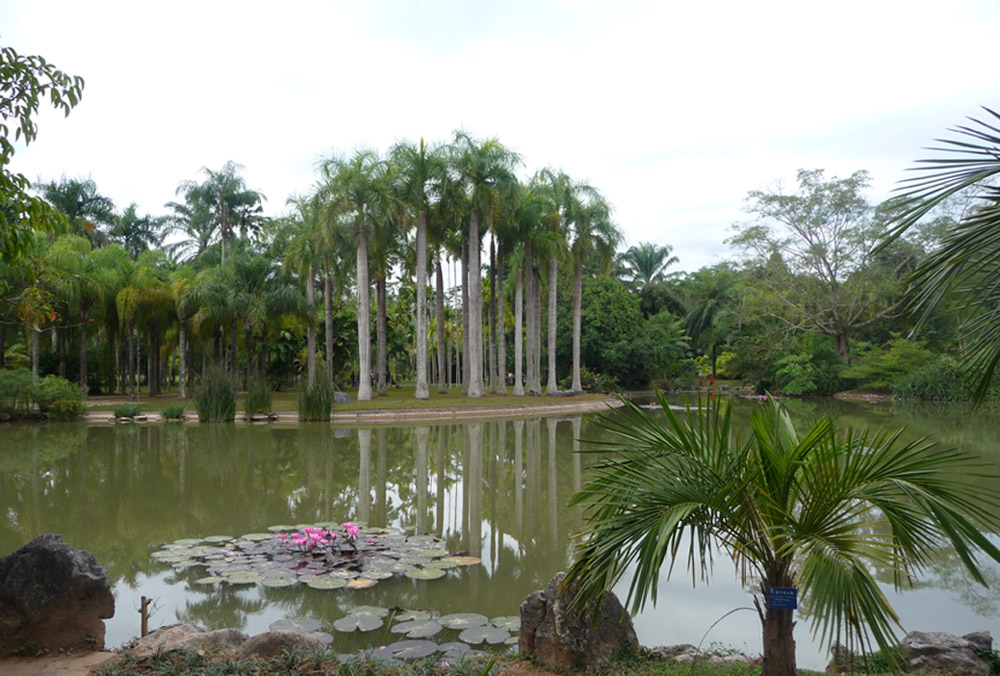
top-left (4, 0), bottom-right (999, 273)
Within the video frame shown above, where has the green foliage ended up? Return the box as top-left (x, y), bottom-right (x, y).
top-left (30, 375), bottom-right (84, 420)
top-left (245, 380), bottom-right (273, 415)
top-left (113, 403), bottom-right (141, 418)
top-left (0, 367), bottom-right (33, 418)
top-left (195, 364), bottom-right (236, 422)
top-left (980, 649), bottom-right (1000, 676)
top-left (766, 334), bottom-right (846, 396)
top-left (161, 403), bottom-right (186, 420)
top-left (774, 353), bottom-right (819, 395)
top-left (298, 377), bottom-right (333, 421)
top-left (559, 366), bottom-right (619, 394)
top-left (843, 337), bottom-right (934, 391)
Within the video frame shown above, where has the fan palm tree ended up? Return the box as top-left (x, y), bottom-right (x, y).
top-left (566, 394), bottom-right (1000, 676)
top-left (885, 107), bottom-right (1000, 403)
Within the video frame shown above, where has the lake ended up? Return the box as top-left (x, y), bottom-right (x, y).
top-left (1, 395), bottom-right (998, 667)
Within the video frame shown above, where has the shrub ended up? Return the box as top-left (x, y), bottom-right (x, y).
top-left (559, 366), bottom-right (597, 392)
top-left (893, 357), bottom-right (967, 401)
top-left (0, 368), bottom-right (33, 418)
top-left (245, 380), bottom-right (272, 415)
top-left (113, 404), bottom-right (141, 418)
top-left (161, 403), bottom-right (186, 420)
top-left (843, 336), bottom-right (934, 390)
top-left (298, 377), bottom-right (333, 422)
top-left (195, 364), bottom-right (236, 422)
top-left (30, 375), bottom-right (84, 420)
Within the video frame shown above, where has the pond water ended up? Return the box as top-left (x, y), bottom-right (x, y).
top-left (1, 396), bottom-right (999, 667)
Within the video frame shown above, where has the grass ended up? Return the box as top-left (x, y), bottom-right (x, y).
top-left (84, 385), bottom-right (612, 414)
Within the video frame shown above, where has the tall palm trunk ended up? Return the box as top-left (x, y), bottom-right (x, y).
top-left (513, 264), bottom-right (524, 396)
top-left (524, 240), bottom-right (539, 394)
top-left (127, 322), bottom-right (136, 399)
top-left (496, 240), bottom-right (507, 394)
top-left (461, 240), bottom-right (470, 395)
top-left (571, 261), bottom-right (583, 393)
top-left (415, 210), bottom-right (430, 399)
top-left (30, 326), bottom-right (40, 383)
top-left (58, 328), bottom-right (66, 378)
top-left (178, 314), bottom-right (188, 399)
top-left (79, 303), bottom-right (91, 392)
top-left (356, 231), bottom-right (373, 401)
top-left (324, 274), bottom-right (334, 387)
top-left (435, 251), bottom-right (447, 394)
top-left (488, 235), bottom-right (498, 394)
top-left (244, 323), bottom-right (253, 389)
top-left (376, 275), bottom-right (388, 396)
top-left (532, 266), bottom-right (543, 394)
top-left (306, 266), bottom-right (316, 389)
top-left (546, 253), bottom-right (558, 394)
top-left (467, 209), bottom-right (484, 398)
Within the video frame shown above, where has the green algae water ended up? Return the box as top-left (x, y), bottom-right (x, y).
top-left (1, 397), bottom-right (998, 667)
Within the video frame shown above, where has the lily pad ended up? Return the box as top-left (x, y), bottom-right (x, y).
top-left (386, 640), bottom-right (438, 659)
top-left (417, 548), bottom-right (447, 559)
top-left (333, 614), bottom-right (383, 633)
top-left (203, 535), bottom-right (233, 543)
top-left (261, 577), bottom-right (298, 588)
top-left (270, 616), bottom-right (323, 633)
top-left (193, 576), bottom-right (225, 585)
top-left (267, 524), bottom-right (295, 532)
top-left (222, 571), bottom-right (262, 585)
top-left (390, 619), bottom-right (443, 638)
top-left (305, 576), bottom-right (347, 590)
top-left (351, 605), bottom-right (390, 617)
top-left (345, 578), bottom-right (377, 589)
top-left (440, 556), bottom-right (481, 566)
top-left (438, 641), bottom-right (475, 657)
top-left (458, 624), bottom-right (512, 645)
top-left (427, 559), bottom-right (458, 570)
top-left (490, 616), bottom-right (521, 631)
top-left (505, 635), bottom-right (519, 646)
top-left (241, 532), bottom-right (274, 541)
top-left (404, 567), bottom-right (446, 580)
top-left (394, 610), bottom-right (432, 622)
top-left (438, 613), bottom-right (488, 629)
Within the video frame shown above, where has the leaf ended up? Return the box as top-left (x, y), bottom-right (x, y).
top-left (394, 610), bottom-right (433, 622)
top-left (346, 578), bottom-right (377, 589)
top-left (222, 571), bottom-right (262, 585)
top-left (489, 616), bottom-right (521, 631)
top-left (305, 576), bottom-right (347, 590)
top-left (390, 619), bottom-right (443, 638)
top-left (351, 605), bottom-right (390, 617)
top-left (333, 614), bottom-right (383, 632)
top-left (270, 617), bottom-right (323, 633)
top-left (386, 640), bottom-right (438, 659)
top-left (261, 577), bottom-right (298, 588)
top-left (458, 624), bottom-right (511, 645)
top-left (193, 576), bottom-right (225, 585)
top-left (440, 556), bottom-right (481, 566)
top-left (417, 548), bottom-right (448, 558)
top-left (405, 567), bottom-right (446, 580)
top-left (203, 535), bottom-right (233, 543)
top-left (438, 613), bottom-right (488, 629)
top-left (172, 538), bottom-right (203, 546)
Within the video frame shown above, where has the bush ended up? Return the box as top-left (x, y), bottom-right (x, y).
top-left (245, 380), bottom-right (272, 415)
top-left (113, 404), bottom-right (141, 418)
top-left (30, 375), bottom-right (84, 420)
top-left (0, 368), bottom-right (33, 418)
top-left (843, 336), bottom-right (934, 391)
top-left (298, 377), bottom-right (333, 422)
top-left (195, 364), bottom-right (236, 422)
top-left (893, 357), bottom-right (967, 401)
top-left (161, 403), bottom-right (186, 420)
top-left (559, 366), bottom-right (597, 392)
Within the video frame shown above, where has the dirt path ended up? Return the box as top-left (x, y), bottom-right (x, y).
top-left (0, 651), bottom-right (117, 676)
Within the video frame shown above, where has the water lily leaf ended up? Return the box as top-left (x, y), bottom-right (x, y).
top-left (405, 567), bottom-right (446, 580)
top-left (390, 619), bottom-right (443, 638)
top-left (386, 640), bottom-right (438, 659)
top-left (223, 571), bottom-right (262, 585)
top-left (172, 538), bottom-right (203, 546)
top-left (151, 552), bottom-right (189, 562)
top-left (490, 616), bottom-right (521, 631)
top-left (268, 525), bottom-right (295, 533)
top-left (270, 616), bottom-right (323, 633)
top-left (362, 569), bottom-right (393, 580)
top-left (346, 578), bottom-right (377, 589)
top-left (311, 631), bottom-right (334, 647)
top-left (193, 576), bottom-right (225, 585)
top-left (394, 610), bottom-right (432, 622)
top-left (505, 635), bottom-right (519, 646)
top-left (327, 569), bottom-right (359, 579)
top-left (439, 641), bottom-right (474, 657)
top-left (459, 624), bottom-right (511, 645)
top-left (417, 548), bottom-right (447, 559)
top-left (440, 556), bottom-right (481, 566)
top-left (241, 532), bottom-right (274, 541)
top-left (438, 613), bottom-right (488, 629)
top-left (351, 605), bottom-right (390, 617)
top-left (305, 576), bottom-right (347, 590)
top-left (261, 577), bottom-right (298, 588)
top-left (333, 614), bottom-right (383, 632)
top-left (427, 559), bottom-right (458, 569)
top-left (203, 535), bottom-right (233, 543)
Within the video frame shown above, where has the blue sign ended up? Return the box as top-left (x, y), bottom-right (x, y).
top-left (769, 587), bottom-right (798, 610)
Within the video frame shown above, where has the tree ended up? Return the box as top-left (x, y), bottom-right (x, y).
top-left (884, 107), bottom-right (1000, 403)
top-left (38, 176), bottom-right (116, 246)
top-left (566, 395), bottom-right (1000, 676)
top-left (618, 241), bottom-right (679, 289)
top-left (683, 264), bottom-right (739, 377)
top-left (109, 203), bottom-right (165, 259)
top-left (1, 44), bottom-right (84, 264)
top-left (729, 169), bottom-right (903, 362)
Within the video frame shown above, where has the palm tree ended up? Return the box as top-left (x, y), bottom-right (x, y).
top-left (38, 176), bottom-right (116, 247)
top-left (109, 203), bottom-right (165, 259)
top-left (566, 395), bottom-right (1000, 676)
top-left (684, 264), bottom-right (738, 378)
top-left (283, 196), bottom-right (322, 388)
top-left (885, 107), bottom-right (1000, 403)
top-left (619, 242), bottom-right (680, 289)
top-left (163, 196), bottom-right (215, 261)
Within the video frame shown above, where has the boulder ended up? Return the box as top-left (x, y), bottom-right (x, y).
top-left (129, 624), bottom-right (206, 656)
top-left (0, 534), bottom-right (115, 656)
top-left (903, 630), bottom-right (993, 674)
top-left (237, 630), bottom-right (325, 658)
top-left (180, 628), bottom-right (249, 654)
top-left (334, 391), bottom-right (351, 404)
top-left (519, 571), bottom-right (638, 671)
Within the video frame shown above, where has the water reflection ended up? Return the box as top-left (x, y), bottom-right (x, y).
top-left (1, 399), bottom-right (999, 668)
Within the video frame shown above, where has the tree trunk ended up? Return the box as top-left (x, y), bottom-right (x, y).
top-left (30, 326), bottom-right (40, 383)
top-left (245, 323), bottom-right (253, 389)
top-left (461, 239), bottom-right (470, 395)
top-left (835, 332), bottom-right (849, 364)
top-left (230, 318), bottom-right (238, 381)
top-left (513, 264), bottom-right (524, 396)
top-left (306, 266), bottom-right (316, 389)
top-left (488, 234), bottom-right (498, 394)
top-left (357, 230), bottom-right (372, 401)
top-left (532, 266), bottom-right (543, 393)
top-left (524, 239), bottom-right (538, 394)
top-left (376, 275), bottom-right (388, 396)
top-left (415, 210), bottom-right (430, 399)
top-left (0, 324), bottom-right (5, 369)
top-left (571, 261), bottom-right (583, 393)
top-left (147, 334), bottom-right (155, 396)
top-left (178, 315), bottom-right (187, 399)
top-left (324, 274), bottom-right (334, 387)
top-left (468, 209), bottom-right (484, 398)
top-left (127, 322), bottom-right (136, 399)
top-left (435, 250), bottom-right (447, 394)
top-left (760, 579), bottom-right (797, 676)
top-left (496, 240), bottom-right (507, 395)
top-left (58, 328), bottom-right (66, 379)
top-left (79, 305), bottom-right (90, 392)
top-left (546, 253), bottom-right (558, 394)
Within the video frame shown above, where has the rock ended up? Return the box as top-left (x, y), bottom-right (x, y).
top-left (526, 389), bottom-right (542, 396)
top-left (652, 644), bottom-right (754, 666)
top-left (129, 624), bottom-right (205, 656)
top-left (250, 413), bottom-right (271, 422)
top-left (334, 391), bottom-right (351, 404)
top-left (236, 630), bottom-right (325, 658)
top-left (179, 628), bottom-right (249, 653)
top-left (0, 534), bottom-right (115, 656)
top-left (519, 571), bottom-right (638, 671)
top-left (903, 630), bottom-right (992, 674)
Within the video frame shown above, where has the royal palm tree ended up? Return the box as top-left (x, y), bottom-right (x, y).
top-left (283, 197), bottom-right (323, 388)
top-left (109, 203), bottom-right (165, 259)
top-left (567, 395), bottom-right (1000, 676)
top-left (38, 176), bottom-right (116, 247)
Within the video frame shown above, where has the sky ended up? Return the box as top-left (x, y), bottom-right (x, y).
top-left (4, 0), bottom-right (1000, 273)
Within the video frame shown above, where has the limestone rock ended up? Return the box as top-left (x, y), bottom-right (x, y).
top-left (904, 630), bottom-right (992, 674)
top-left (129, 624), bottom-right (205, 656)
top-left (519, 571), bottom-right (638, 671)
top-left (0, 534), bottom-right (115, 656)
top-left (237, 630), bottom-right (325, 658)
top-left (179, 628), bottom-right (249, 653)
top-left (334, 391), bottom-right (351, 404)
